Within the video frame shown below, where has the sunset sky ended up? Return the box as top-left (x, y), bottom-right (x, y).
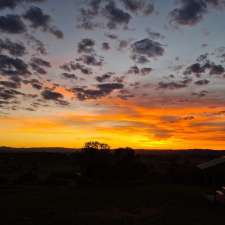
top-left (0, 0), bottom-right (225, 149)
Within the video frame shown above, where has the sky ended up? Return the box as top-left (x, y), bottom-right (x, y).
top-left (0, 0), bottom-right (225, 149)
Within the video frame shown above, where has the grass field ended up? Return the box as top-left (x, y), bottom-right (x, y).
top-left (0, 184), bottom-right (224, 225)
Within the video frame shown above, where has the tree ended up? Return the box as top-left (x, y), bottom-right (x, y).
top-left (83, 141), bottom-right (110, 151)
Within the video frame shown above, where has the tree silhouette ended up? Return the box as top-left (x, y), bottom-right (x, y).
top-left (83, 141), bottom-right (110, 151)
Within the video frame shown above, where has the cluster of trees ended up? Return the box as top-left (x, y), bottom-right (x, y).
top-left (83, 141), bottom-right (110, 151)
top-left (79, 141), bottom-right (148, 185)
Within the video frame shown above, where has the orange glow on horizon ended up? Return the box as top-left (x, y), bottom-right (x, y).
top-left (1, 100), bottom-right (225, 150)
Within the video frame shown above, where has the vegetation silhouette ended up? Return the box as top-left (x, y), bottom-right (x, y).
top-left (80, 142), bottom-right (148, 185)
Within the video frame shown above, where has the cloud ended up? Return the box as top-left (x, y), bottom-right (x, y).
top-left (23, 78), bottom-right (43, 90)
top-left (61, 73), bottom-right (78, 80)
top-left (73, 82), bottom-right (124, 100)
top-left (158, 77), bottom-right (192, 90)
top-left (141, 67), bottom-right (152, 75)
top-left (103, 1), bottom-right (131, 29)
top-left (0, 87), bottom-right (24, 101)
top-left (195, 79), bottom-right (210, 85)
top-left (117, 89), bottom-right (134, 100)
top-left (128, 65), bottom-right (140, 74)
top-left (169, 0), bottom-right (225, 26)
top-left (96, 72), bottom-right (113, 82)
top-left (150, 126), bottom-right (173, 140)
top-left (131, 54), bottom-right (149, 64)
top-left (160, 115), bottom-right (181, 123)
top-left (131, 39), bottom-right (165, 59)
top-left (77, 0), bottom-right (133, 30)
top-left (102, 42), bottom-right (111, 50)
top-left (121, 0), bottom-right (154, 15)
top-left (105, 33), bottom-right (118, 39)
top-left (0, 80), bottom-right (21, 89)
top-left (30, 57), bottom-right (51, 74)
top-left (76, 54), bottom-right (103, 67)
top-left (209, 64), bottom-right (225, 75)
top-left (60, 61), bottom-right (93, 75)
top-left (41, 89), bottom-right (69, 105)
top-left (184, 59), bottom-right (225, 77)
top-left (128, 66), bottom-right (152, 76)
top-left (77, 0), bottom-right (103, 30)
top-left (0, 14), bottom-right (26, 34)
top-left (78, 38), bottom-right (95, 53)
top-left (184, 62), bottom-right (207, 76)
top-left (23, 6), bottom-right (63, 38)
top-left (71, 63), bottom-right (93, 75)
top-left (0, 0), bottom-right (46, 10)
top-left (0, 38), bottom-right (26, 57)
top-left (25, 34), bottom-right (47, 55)
top-left (0, 54), bottom-right (30, 78)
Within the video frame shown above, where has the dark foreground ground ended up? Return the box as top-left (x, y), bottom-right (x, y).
top-left (0, 148), bottom-right (224, 225)
top-left (0, 184), bottom-right (224, 225)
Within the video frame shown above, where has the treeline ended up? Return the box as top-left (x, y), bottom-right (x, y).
top-left (0, 141), bottom-right (223, 187)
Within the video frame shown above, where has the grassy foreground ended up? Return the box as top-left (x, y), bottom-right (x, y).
top-left (0, 184), bottom-right (224, 225)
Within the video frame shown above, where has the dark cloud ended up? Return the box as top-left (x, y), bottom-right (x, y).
top-left (23, 78), bottom-right (43, 90)
top-left (129, 66), bottom-right (153, 76)
top-left (184, 62), bottom-right (207, 76)
top-left (184, 59), bottom-right (225, 77)
top-left (98, 82), bottom-right (124, 92)
top-left (96, 72), bottom-right (113, 82)
top-left (41, 89), bottom-right (69, 105)
top-left (105, 33), bottom-right (118, 39)
top-left (158, 77), bottom-right (192, 90)
top-left (141, 67), bottom-right (152, 75)
top-left (42, 89), bottom-right (63, 100)
top-left (131, 39), bottom-right (165, 59)
top-left (23, 6), bottom-right (63, 39)
top-left (25, 34), bottom-right (47, 55)
top-left (73, 82), bottom-right (124, 100)
top-left (0, 54), bottom-right (30, 77)
top-left (61, 73), bottom-right (78, 80)
top-left (102, 42), bottom-right (111, 50)
top-left (60, 63), bottom-right (72, 72)
top-left (71, 63), bottom-right (92, 75)
top-left (0, 87), bottom-right (24, 101)
top-left (131, 54), bottom-right (149, 64)
top-left (121, 0), bottom-right (154, 15)
top-left (158, 81), bottom-right (187, 90)
top-left (78, 38), bottom-right (95, 53)
top-left (77, 0), bottom-right (133, 30)
top-left (195, 79), bottom-right (210, 85)
top-left (0, 0), bottom-right (46, 10)
top-left (209, 64), bottom-right (225, 75)
top-left (0, 38), bottom-right (26, 57)
top-left (60, 61), bottom-right (92, 75)
top-left (76, 54), bottom-right (103, 67)
top-left (0, 14), bottom-right (26, 34)
top-left (169, 0), bottom-right (225, 26)
top-left (30, 57), bottom-right (51, 75)
top-left (0, 80), bottom-right (20, 89)
top-left (103, 1), bottom-right (131, 29)
top-left (128, 66), bottom-right (140, 74)
top-left (77, 0), bottom-right (103, 30)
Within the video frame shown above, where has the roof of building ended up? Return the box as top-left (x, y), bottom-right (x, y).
top-left (197, 156), bottom-right (225, 170)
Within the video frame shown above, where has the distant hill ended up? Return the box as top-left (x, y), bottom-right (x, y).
top-left (0, 147), bottom-right (224, 156)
